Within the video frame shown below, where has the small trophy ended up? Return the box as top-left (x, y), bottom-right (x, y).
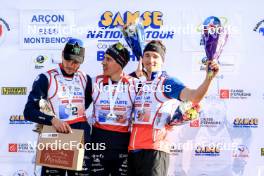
top-left (122, 19), bottom-right (145, 61)
top-left (200, 16), bottom-right (228, 78)
top-left (33, 98), bottom-right (55, 133)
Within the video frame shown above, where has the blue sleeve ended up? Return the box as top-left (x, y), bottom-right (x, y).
top-left (163, 77), bottom-right (185, 101)
top-left (85, 74), bottom-right (93, 109)
top-left (23, 74), bottom-right (53, 125)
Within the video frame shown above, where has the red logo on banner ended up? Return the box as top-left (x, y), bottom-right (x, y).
top-left (0, 24), bottom-right (2, 37)
top-left (190, 119), bottom-right (200, 127)
top-left (8, 143), bottom-right (18, 152)
top-left (0, 18), bottom-right (10, 45)
top-left (220, 89), bottom-right (229, 99)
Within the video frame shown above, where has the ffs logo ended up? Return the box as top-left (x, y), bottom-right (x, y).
top-left (253, 19), bottom-right (264, 36)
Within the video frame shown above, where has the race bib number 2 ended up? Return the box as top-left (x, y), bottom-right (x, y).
top-left (59, 104), bottom-right (78, 119)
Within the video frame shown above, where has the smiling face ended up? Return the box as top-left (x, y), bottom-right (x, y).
top-left (142, 51), bottom-right (163, 73)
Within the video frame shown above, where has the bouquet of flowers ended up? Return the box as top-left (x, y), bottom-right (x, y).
top-left (169, 101), bottom-right (201, 125)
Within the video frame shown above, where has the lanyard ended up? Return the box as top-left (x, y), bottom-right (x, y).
top-left (108, 78), bottom-right (123, 116)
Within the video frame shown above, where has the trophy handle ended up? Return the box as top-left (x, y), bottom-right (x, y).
top-left (32, 124), bottom-right (43, 133)
top-left (33, 98), bottom-right (55, 133)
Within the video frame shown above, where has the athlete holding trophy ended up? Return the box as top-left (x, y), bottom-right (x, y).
top-left (122, 19), bottom-right (224, 176)
top-left (24, 38), bottom-right (92, 176)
